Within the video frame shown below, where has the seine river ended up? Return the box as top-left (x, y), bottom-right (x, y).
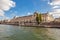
top-left (0, 24), bottom-right (60, 40)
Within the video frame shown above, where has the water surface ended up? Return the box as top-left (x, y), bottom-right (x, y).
top-left (0, 24), bottom-right (59, 40)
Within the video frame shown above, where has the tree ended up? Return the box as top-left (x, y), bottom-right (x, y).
top-left (38, 13), bottom-right (42, 22)
top-left (36, 13), bottom-right (42, 24)
top-left (36, 16), bottom-right (39, 24)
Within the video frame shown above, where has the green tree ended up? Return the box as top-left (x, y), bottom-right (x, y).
top-left (36, 13), bottom-right (42, 24)
top-left (38, 13), bottom-right (42, 22)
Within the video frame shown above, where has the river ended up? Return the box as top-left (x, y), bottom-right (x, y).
top-left (0, 24), bottom-right (59, 40)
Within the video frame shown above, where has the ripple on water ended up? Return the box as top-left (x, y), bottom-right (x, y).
top-left (47, 28), bottom-right (60, 40)
top-left (0, 25), bottom-right (56, 40)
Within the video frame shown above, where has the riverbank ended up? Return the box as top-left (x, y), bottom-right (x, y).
top-left (0, 22), bottom-right (60, 28)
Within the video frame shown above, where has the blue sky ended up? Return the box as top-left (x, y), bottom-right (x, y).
top-left (4, 0), bottom-right (52, 19)
top-left (0, 0), bottom-right (60, 20)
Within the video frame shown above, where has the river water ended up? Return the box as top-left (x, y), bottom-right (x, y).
top-left (0, 24), bottom-right (60, 40)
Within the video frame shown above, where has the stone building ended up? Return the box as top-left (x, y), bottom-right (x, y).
top-left (9, 12), bottom-right (54, 25)
top-left (9, 13), bottom-right (36, 25)
top-left (0, 19), bottom-right (11, 24)
top-left (54, 18), bottom-right (60, 22)
top-left (42, 13), bottom-right (54, 22)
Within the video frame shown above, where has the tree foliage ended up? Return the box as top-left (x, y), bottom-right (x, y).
top-left (36, 13), bottom-right (42, 24)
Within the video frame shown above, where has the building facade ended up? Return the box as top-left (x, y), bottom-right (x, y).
top-left (9, 12), bottom-right (54, 25)
top-left (54, 18), bottom-right (60, 22)
top-left (42, 13), bottom-right (54, 22)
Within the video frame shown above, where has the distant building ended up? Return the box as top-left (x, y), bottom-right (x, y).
top-left (9, 12), bottom-right (54, 24)
top-left (54, 18), bottom-right (60, 22)
top-left (0, 19), bottom-right (11, 24)
top-left (42, 13), bottom-right (54, 22)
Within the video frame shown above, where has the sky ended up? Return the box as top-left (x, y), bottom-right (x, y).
top-left (0, 0), bottom-right (60, 20)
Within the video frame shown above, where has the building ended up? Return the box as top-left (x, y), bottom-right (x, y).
top-left (54, 18), bottom-right (60, 22)
top-left (42, 13), bottom-right (54, 22)
top-left (9, 12), bottom-right (54, 25)
top-left (0, 19), bottom-right (11, 24)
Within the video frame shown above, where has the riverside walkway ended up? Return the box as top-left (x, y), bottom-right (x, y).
top-left (1, 22), bottom-right (60, 28)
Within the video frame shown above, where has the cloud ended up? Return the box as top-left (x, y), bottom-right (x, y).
top-left (49, 9), bottom-right (60, 18)
top-left (51, 9), bottom-right (60, 13)
top-left (48, 0), bottom-right (60, 8)
top-left (48, 0), bottom-right (60, 18)
top-left (53, 6), bottom-right (59, 9)
top-left (27, 12), bottom-right (32, 15)
top-left (48, 0), bottom-right (60, 6)
top-left (0, 0), bottom-right (16, 16)
top-left (4, 16), bottom-right (10, 20)
top-left (0, 16), bottom-right (10, 20)
top-left (0, 10), bottom-right (4, 16)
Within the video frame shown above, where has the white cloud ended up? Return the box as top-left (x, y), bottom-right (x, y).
top-left (48, 0), bottom-right (60, 18)
top-left (0, 0), bottom-right (16, 16)
top-left (52, 9), bottom-right (60, 13)
top-left (53, 14), bottom-right (60, 18)
top-left (48, 0), bottom-right (60, 6)
top-left (0, 16), bottom-right (10, 20)
top-left (0, 10), bottom-right (4, 16)
top-left (4, 16), bottom-right (10, 20)
top-left (27, 12), bottom-right (32, 15)
top-left (53, 6), bottom-right (59, 9)
top-left (49, 9), bottom-right (60, 18)
top-left (48, 0), bottom-right (60, 9)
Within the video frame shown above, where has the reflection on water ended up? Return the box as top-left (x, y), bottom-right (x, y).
top-left (0, 24), bottom-right (59, 40)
